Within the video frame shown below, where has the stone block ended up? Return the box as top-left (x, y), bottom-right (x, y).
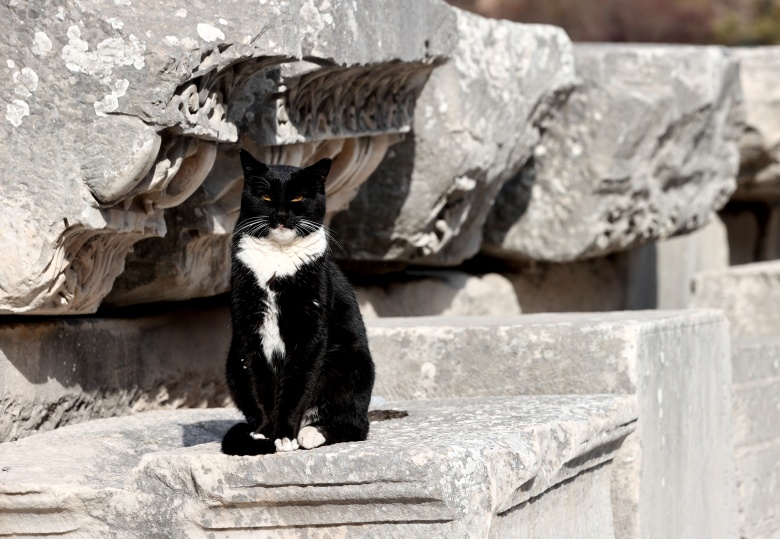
top-left (735, 441), bottom-right (780, 539)
top-left (0, 0), bottom-right (456, 314)
top-left (0, 309), bottom-right (739, 538)
top-left (483, 44), bottom-right (743, 262)
top-left (368, 311), bottom-right (739, 539)
top-left (692, 260), bottom-right (780, 337)
top-left (0, 395), bottom-right (635, 538)
top-left (356, 271), bottom-right (521, 318)
top-left (331, 9), bottom-right (575, 266)
top-left (0, 305), bottom-right (231, 442)
top-left (731, 337), bottom-right (780, 539)
top-left (733, 47), bottom-right (780, 202)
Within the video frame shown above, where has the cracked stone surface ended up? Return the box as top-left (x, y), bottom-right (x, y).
top-left (733, 47), bottom-right (780, 202)
top-left (0, 0), bottom-right (454, 314)
top-left (0, 395), bottom-right (635, 538)
top-left (330, 8), bottom-right (575, 266)
top-left (482, 44), bottom-right (743, 262)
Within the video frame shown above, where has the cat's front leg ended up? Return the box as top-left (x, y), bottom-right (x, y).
top-left (272, 353), bottom-right (322, 452)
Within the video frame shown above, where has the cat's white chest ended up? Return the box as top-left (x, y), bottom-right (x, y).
top-left (236, 228), bottom-right (327, 363)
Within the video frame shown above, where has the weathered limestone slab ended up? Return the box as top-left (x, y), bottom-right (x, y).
top-left (692, 260), bottom-right (780, 337)
top-left (483, 44), bottom-right (743, 262)
top-left (356, 271), bottom-right (521, 318)
top-left (732, 337), bottom-right (780, 539)
top-left (0, 395), bottom-right (636, 538)
top-left (0, 305), bottom-right (230, 442)
top-left (368, 311), bottom-right (739, 539)
top-left (0, 0), bottom-right (454, 314)
top-left (331, 9), bottom-right (575, 266)
top-left (0, 308), bottom-right (738, 537)
top-left (732, 47), bottom-right (780, 202)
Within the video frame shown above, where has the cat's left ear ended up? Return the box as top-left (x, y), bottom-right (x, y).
top-left (240, 148), bottom-right (268, 175)
top-left (305, 158), bottom-right (332, 183)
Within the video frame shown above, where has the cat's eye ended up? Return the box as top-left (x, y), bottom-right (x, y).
top-left (291, 196), bottom-right (303, 202)
top-left (261, 195), bottom-right (271, 201)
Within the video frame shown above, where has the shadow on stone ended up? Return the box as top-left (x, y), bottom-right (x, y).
top-left (482, 157), bottom-right (537, 248)
top-left (368, 409), bottom-right (408, 422)
top-left (181, 419), bottom-right (236, 447)
top-left (330, 135), bottom-right (416, 259)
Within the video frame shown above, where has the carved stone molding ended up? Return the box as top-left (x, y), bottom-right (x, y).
top-left (0, 0), bottom-right (455, 314)
top-left (106, 134), bottom-right (400, 306)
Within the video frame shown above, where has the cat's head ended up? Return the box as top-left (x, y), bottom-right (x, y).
top-left (236, 149), bottom-right (331, 244)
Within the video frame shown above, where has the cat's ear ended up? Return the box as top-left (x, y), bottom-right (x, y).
top-left (240, 149), bottom-right (267, 176)
top-left (305, 158), bottom-right (332, 183)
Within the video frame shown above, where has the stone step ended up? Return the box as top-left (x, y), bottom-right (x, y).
top-left (0, 395), bottom-right (635, 539)
top-left (369, 310), bottom-right (739, 539)
top-left (1, 309), bottom-right (739, 538)
top-left (731, 337), bottom-right (780, 539)
top-left (692, 260), bottom-right (780, 338)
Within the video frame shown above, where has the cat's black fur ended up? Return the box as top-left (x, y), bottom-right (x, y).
top-left (221, 149), bottom-right (375, 456)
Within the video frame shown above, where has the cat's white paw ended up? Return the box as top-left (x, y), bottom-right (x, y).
top-left (274, 437), bottom-right (299, 452)
top-left (250, 431), bottom-right (266, 440)
top-left (297, 426), bottom-right (326, 449)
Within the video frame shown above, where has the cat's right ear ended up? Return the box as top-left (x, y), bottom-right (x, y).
top-left (240, 149), bottom-right (267, 176)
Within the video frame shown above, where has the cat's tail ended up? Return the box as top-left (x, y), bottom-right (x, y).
top-left (221, 422), bottom-right (275, 455)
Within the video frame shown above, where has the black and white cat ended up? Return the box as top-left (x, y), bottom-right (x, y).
top-left (221, 149), bottom-right (375, 456)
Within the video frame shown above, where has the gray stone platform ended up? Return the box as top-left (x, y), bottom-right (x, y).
top-left (0, 309), bottom-right (739, 538)
top-left (369, 311), bottom-right (739, 539)
top-left (732, 338), bottom-right (780, 539)
top-left (0, 395), bottom-right (635, 538)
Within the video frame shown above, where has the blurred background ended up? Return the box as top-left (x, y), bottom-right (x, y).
top-left (447, 0), bottom-right (780, 44)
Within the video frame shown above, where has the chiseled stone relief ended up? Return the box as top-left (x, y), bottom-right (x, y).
top-left (0, 0), bottom-right (454, 314)
top-left (107, 134), bottom-right (401, 306)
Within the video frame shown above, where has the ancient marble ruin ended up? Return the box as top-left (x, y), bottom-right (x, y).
top-left (1, 0), bottom-right (779, 537)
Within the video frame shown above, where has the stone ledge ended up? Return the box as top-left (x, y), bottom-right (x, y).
top-left (0, 395), bottom-right (635, 538)
top-left (368, 310), bottom-right (739, 539)
top-left (0, 309), bottom-right (739, 538)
